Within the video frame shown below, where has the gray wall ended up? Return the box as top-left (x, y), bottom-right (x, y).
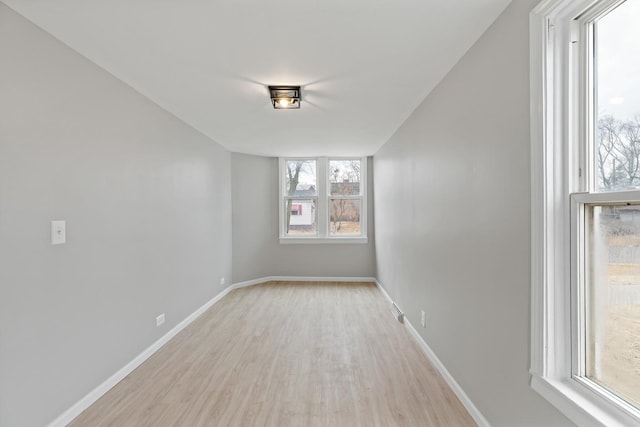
top-left (373, 1), bottom-right (573, 426)
top-left (0, 5), bottom-right (232, 427)
top-left (232, 153), bottom-right (376, 282)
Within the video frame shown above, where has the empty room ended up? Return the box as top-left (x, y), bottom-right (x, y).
top-left (2, 0), bottom-right (639, 426)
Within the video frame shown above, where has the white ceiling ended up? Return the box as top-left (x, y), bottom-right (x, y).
top-left (3, 0), bottom-right (511, 157)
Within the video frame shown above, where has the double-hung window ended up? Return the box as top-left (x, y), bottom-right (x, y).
top-left (279, 157), bottom-right (367, 243)
top-left (531, 0), bottom-right (640, 425)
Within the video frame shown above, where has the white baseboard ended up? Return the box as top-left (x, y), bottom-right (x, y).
top-left (46, 284), bottom-right (235, 427)
top-left (375, 280), bottom-right (490, 427)
top-left (231, 277), bottom-right (271, 289)
top-left (232, 276), bottom-right (377, 288)
top-left (375, 279), bottom-right (393, 304)
top-left (403, 318), bottom-right (491, 427)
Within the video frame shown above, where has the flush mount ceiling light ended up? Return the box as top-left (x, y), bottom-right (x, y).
top-left (268, 85), bottom-right (301, 109)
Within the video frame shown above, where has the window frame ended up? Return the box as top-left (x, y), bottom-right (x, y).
top-left (278, 157), bottom-right (368, 244)
top-left (530, 0), bottom-right (640, 425)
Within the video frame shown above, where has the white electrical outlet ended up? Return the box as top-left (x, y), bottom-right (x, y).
top-left (421, 310), bottom-right (426, 328)
top-left (220, 277), bottom-right (225, 285)
top-left (51, 220), bottom-right (66, 245)
top-left (156, 313), bottom-right (165, 327)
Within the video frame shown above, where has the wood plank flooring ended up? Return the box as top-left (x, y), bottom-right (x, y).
top-left (69, 281), bottom-right (476, 427)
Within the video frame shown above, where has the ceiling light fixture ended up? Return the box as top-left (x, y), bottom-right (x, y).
top-left (268, 85), bottom-right (301, 109)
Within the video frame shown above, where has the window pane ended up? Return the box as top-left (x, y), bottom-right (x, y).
top-left (329, 199), bottom-right (361, 235)
top-left (329, 160), bottom-right (360, 196)
top-left (595, 0), bottom-right (640, 192)
top-left (285, 160), bottom-right (316, 196)
top-left (586, 204), bottom-right (640, 408)
top-left (285, 199), bottom-right (316, 235)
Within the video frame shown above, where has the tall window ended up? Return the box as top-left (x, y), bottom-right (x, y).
top-left (581, 0), bottom-right (640, 409)
top-left (531, 0), bottom-right (640, 425)
top-left (279, 157), bottom-right (367, 243)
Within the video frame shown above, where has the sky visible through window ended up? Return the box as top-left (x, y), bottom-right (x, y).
top-left (295, 162), bottom-right (316, 187)
top-left (597, 0), bottom-right (640, 121)
top-left (595, 0), bottom-right (640, 192)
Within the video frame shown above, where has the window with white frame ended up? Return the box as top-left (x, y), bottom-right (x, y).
top-left (279, 157), bottom-right (367, 243)
top-left (531, 0), bottom-right (640, 426)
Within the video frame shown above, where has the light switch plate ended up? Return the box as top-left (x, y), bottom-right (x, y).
top-left (51, 220), bottom-right (66, 245)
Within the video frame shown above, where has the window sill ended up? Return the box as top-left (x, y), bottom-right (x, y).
top-left (279, 236), bottom-right (368, 245)
top-left (531, 374), bottom-right (640, 427)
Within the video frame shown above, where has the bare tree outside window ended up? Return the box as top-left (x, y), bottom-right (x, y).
top-left (285, 160), bottom-right (317, 235)
top-left (329, 160), bottom-right (361, 235)
top-left (597, 115), bottom-right (640, 191)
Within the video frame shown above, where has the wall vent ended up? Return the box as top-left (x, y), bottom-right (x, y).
top-left (390, 302), bottom-right (404, 323)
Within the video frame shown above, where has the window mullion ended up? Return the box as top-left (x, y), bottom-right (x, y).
top-left (317, 157), bottom-right (328, 237)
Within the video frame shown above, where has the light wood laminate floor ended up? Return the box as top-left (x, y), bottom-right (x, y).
top-left (70, 281), bottom-right (476, 427)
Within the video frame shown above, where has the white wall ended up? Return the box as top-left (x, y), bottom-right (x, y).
top-left (0, 5), bottom-right (232, 426)
top-left (231, 153), bottom-right (376, 282)
top-left (373, 1), bottom-right (574, 426)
